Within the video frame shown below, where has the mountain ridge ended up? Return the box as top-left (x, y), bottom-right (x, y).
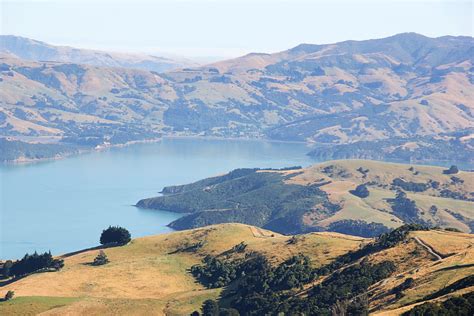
top-left (0, 35), bottom-right (197, 72)
top-left (1, 33), bottom-right (473, 162)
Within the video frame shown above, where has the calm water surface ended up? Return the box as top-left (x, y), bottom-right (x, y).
top-left (1, 138), bottom-right (316, 259)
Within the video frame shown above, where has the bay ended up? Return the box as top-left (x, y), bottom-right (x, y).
top-left (0, 138), bottom-right (315, 259)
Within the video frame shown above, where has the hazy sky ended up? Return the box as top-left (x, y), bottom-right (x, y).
top-left (1, 0), bottom-right (472, 58)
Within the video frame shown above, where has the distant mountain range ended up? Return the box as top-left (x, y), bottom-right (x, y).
top-left (0, 35), bottom-right (197, 72)
top-left (0, 33), bottom-right (473, 162)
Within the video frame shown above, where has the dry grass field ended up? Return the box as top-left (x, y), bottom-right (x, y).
top-left (0, 223), bottom-right (365, 315)
top-left (1, 224), bottom-right (472, 315)
top-left (281, 159), bottom-right (474, 231)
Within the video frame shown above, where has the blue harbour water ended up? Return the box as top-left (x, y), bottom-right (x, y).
top-left (0, 138), bottom-right (315, 259)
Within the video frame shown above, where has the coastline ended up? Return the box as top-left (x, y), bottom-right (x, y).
top-left (2, 137), bottom-right (163, 165)
top-left (1, 135), bottom-right (311, 165)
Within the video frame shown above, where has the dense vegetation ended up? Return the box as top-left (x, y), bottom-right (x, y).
top-left (443, 165), bottom-right (459, 174)
top-left (191, 253), bottom-right (314, 291)
top-left (190, 236), bottom-right (400, 315)
top-left (99, 226), bottom-right (131, 245)
top-left (5, 251), bottom-right (64, 277)
top-left (319, 224), bottom-right (429, 274)
top-left (328, 220), bottom-right (391, 238)
top-left (349, 184), bottom-right (370, 198)
top-left (0, 138), bottom-right (79, 162)
top-left (388, 191), bottom-right (426, 224)
top-left (392, 178), bottom-right (429, 192)
top-left (138, 159), bottom-right (474, 237)
top-left (403, 292), bottom-right (473, 316)
top-left (422, 275), bottom-right (474, 301)
top-left (307, 135), bottom-right (474, 163)
top-left (138, 170), bottom-right (339, 235)
top-left (189, 225), bottom-right (437, 315)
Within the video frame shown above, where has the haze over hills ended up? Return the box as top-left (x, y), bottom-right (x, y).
top-left (0, 33), bottom-right (473, 162)
top-left (0, 35), bottom-right (197, 73)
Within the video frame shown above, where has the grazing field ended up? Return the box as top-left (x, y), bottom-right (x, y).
top-left (1, 224), bottom-right (473, 315)
top-left (0, 223), bottom-right (365, 315)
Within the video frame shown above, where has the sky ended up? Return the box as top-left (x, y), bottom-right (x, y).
top-left (0, 0), bottom-right (472, 59)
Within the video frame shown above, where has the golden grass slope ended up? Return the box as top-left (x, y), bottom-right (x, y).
top-left (0, 223), bottom-right (365, 315)
top-left (370, 230), bottom-right (474, 315)
top-left (1, 224), bottom-right (472, 315)
top-left (279, 159), bottom-right (474, 232)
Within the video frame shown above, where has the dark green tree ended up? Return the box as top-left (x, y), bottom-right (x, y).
top-left (100, 226), bottom-right (131, 245)
top-left (219, 308), bottom-right (240, 316)
top-left (202, 299), bottom-right (220, 316)
top-left (443, 165), bottom-right (459, 174)
top-left (1, 260), bottom-right (13, 277)
top-left (4, 290), bottom-right (14, 301)
top-left (92, 250), bottom-right (109, 266)
top-left (350, 184), bottom-right (370, 198)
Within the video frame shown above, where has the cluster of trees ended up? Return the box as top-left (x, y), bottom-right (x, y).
top-left (191, 251), bottom-right (316, 293)
top-left (403, 292), bottom-right (473, 316)
top-left (92, 251), bottom-right (109, 266)
top-left (100, 226), bottom-right (131, 245)
top-left (392, 178), bottom-right (429, 192)
top-left (328, 220), bottom-right (391, 238)
top-left (318, 224), bottom-right (429, 274)
top-left (443, 165), bottom-right (459, 175)
top-left (190, 241), bottom-right (399, 316)
top-left (350, 184), bottom-right (370, 198)
top-left (191, 256), bottom-right (238, 288)
top-left (0, 138), bottom-right (78, 162)
top-left (146, 171), bottom-right (337, 235)
top-left (231, 256), bottom-right (393, 315)
top-left (302, 261), bottom-right (395, 313)
top-left (389, 191), bottom-right (425, 224)
top-left (2, 251), bottom-right (64, 277)
top-left (195, 300), bottom-right (240, 316)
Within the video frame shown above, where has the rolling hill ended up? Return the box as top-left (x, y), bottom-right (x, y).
top-left (0, 224), bottom-right (472, 315)
top-left (0, 35), bottom-right (196, 73)
top-left (1, 33), bottom-right (473, 162)
top-left (137, 160), bottom-right (474, 236)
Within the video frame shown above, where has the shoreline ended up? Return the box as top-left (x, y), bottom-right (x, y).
top-left (2, 135), bottom-right (311, 165)
top-left (2, 135), bottom-right (473, 169)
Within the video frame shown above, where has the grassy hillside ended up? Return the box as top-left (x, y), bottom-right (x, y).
top-left (1, 33), bottom-right (473, 162)
top-left (0, 223), bottom-right (365, 315)
top-left (137, 160), bottom-right (474, 236)
top-left (0, 224), bottom-right (472, 315)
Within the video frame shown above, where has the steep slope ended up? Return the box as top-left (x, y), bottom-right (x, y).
top-left (0, 35), bottom-right (195, 72)
top-left (0, 225), bottom-right (472, 315)
top-left (137, 160), bottom-right (474, 235)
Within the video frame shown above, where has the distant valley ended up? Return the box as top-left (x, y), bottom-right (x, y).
top-left (1, 33), bottom-right (473, 163)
